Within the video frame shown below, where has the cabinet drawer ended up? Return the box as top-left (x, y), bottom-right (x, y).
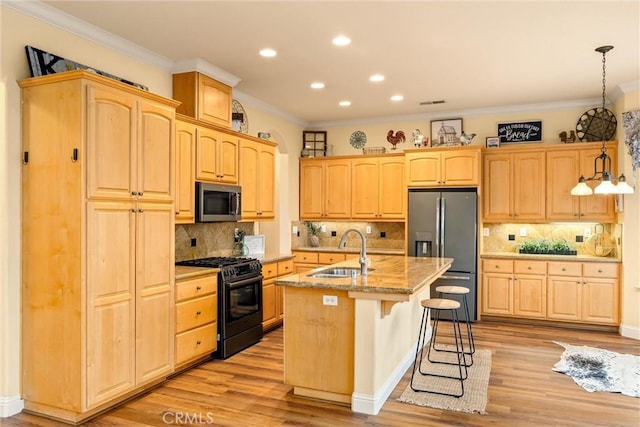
top-left (583, 262), bottom-right (618, 278)
top-left (278, 259), bottom-right (294, 276)
top-left (176, 295), bottom-right (217, 333)
top-left (294, 252), bottom-right (319, 264)
top-left (482, 259), bottom-right (513, 273)
top-left (176, 322), bottom-right (217, 365)
top-left (318, 252), bottom-right (346, 265)
top-left (262, 262), bottom-right (278, 279)
top-left (176, 274), bottom-right (217, 302)
top-left (514, 260), bottom-right (547, 275)
top-left (548, 262), bottom-right (581, 276)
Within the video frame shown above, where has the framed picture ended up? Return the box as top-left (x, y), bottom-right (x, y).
top-left (431, 118), bottom-right (463, 147)
top-left (497, 120), bottom-right (542, 143)
top-left (486, 136), bottom-right (500, 148)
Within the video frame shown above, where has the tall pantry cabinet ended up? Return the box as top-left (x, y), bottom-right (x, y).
top-left (20, 71), bottom-right (179, 423)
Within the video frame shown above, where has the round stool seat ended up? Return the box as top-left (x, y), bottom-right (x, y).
top-left (421, 298), bottom-right (460, 310)
top-left (436, 285), bottom-right (469, 295)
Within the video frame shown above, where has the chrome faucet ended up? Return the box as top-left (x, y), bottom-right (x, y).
top-left (338, 228), bottom-right (368, 276)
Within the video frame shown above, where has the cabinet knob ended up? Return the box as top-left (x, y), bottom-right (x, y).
top-left (131, 191), bottom-right (137, 196)
top-left (131, 208), bottom-right (136, 213)
top-left (598, 269), bottom-right (603, 273)
top-left (196, 340), bottom-right (201, 345)
top-left (196, 286), bottom-right (202, 290)
top-left (495, 265), bottom-right (500, 268)
top-left (196, 311), bottom-right (201, 316)
top-left (527, 266), bottom-right (532, 270)
top-left (562, 268), bottom-right (566, 271)
top-left (138, 192), bottom-right (143, 196)
top-left (138, 209), bottom-right (144, 213)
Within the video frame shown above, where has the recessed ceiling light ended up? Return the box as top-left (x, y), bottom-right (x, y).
top-left (332, 35), bottom-right (351, 46)
top-left (310, 82), bottom-right (325, 89)
top-left (391, 95), bottom-right (404, 102)
top-left (339, 100), bottom-right (351, 107)
top-left (259, 48), bottom-right (277, 57)
top-left (370, 74), bottom-right (385, 82)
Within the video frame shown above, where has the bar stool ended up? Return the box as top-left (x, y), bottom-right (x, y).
top-left (433, 285), bottom-right (475, 367)
top-left (410, 298), bottom-right (467, 398)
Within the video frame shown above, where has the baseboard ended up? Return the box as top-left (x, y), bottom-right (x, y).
top-left (0, 395), bottom-right (24, 418)
top-left (619, 324), bottom-right (640, 340)
top-left (351, 326), bottom-right (430, 415)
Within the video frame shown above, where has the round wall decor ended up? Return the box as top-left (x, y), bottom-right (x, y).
top-left (576, 107), bottom-right (617, 142)
top-left (232, 99), bottom-right (248, 133)
top-left (350, 130), bottom-right (367, 149)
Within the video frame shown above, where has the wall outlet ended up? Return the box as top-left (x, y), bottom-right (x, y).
top-left (380, 231), bottom-right (386, 238)
top-left (320, 225), bottom-right (326, 232)
top-left (190, 238), bottom-right (197, 247)
top-left (331, 231), bottom-right (337, 237)
top-left (576, 235), bottom-right (584, 243)
top-left (483, 228), bottom-right (490, 237)
top-left (292, 225), bottom-right (298, 234)
top-left (519, 227), bottom-right (527, 237)
top-left (584, 228), bottom-right (592, 238)
top-left (366, 226), bottom-right (372, 234)
top-left (322, 295), bottom-right (338, 306)
top-left (508, 234), bottom-right (516, 241)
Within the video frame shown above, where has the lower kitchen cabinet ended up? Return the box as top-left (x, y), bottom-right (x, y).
top-left (174, 272), bottom-right (218, 368)
top-left (482, 257), bottom-right (620, 326)
top-left (262, 258), bottom-right (295, 331)
top-left (292, 250), bottom-right (361, 274)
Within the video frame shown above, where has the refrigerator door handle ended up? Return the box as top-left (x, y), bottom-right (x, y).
top-left (435, 197), bottom-right (441, 257)
top-left (440, 198), bottom-right (445, 257)
top-left (440, 275), bottom-right (471, 281)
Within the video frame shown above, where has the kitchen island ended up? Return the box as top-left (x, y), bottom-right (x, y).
top-left (275, 255), bottom-right (453, 415)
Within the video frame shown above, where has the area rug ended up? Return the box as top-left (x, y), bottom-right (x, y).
top-left (398, 347), bottom-right (492, 414)
top-left (553, 341), bottom-right (640, 397)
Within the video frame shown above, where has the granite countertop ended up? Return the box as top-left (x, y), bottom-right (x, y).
top-left (275, 254), bottom-right (452, 296)
top-left (293, 246), bottom-right (405, 255)
top-left (255, 252), bottom-right (295, 264)
top-left (481, 252), bottom-right (621, 263)
top-left (175, 265), bottom-right (219, 280)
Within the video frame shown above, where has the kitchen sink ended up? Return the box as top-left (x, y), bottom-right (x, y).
top-left (307, 267), bottom-right (375, 279)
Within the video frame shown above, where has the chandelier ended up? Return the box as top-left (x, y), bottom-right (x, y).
top-left (570, 45), bottom-right (634, 196)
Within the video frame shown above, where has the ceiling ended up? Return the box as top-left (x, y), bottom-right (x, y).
top-left (38, 1), bottom-right (640, 125)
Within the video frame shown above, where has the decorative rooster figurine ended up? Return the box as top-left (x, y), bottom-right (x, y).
top-left (386, 130), bottom-right (406, 150)
top-left (459, 131), bottom-right (476, 145)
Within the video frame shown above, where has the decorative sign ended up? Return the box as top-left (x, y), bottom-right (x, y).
top-left (497, 121), bottom-right (542, 143)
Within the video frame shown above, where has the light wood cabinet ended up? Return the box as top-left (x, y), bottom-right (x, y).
top-left (292, 250), bottom-right (361, 274)
top-left (546, 144), bottom-right (617, 222)
top-left (175, 272), bottom-right (217, 368)
top-left (405, 147), bottom-right (480, 187)
top-left (20, 71), bottom-right (178, 423)
top-left (300, 158), bottom-right (351, 219)
top-left (240, 138), bottom-right (276, 220)
top-left (262, 259), bottom-right (295, 331)
top-left (547, 261), bottom-right (619, 325)
top-left (173, 71), bottom-right (232, 128)
top-left (175, 118), bottom-right (197, 223)
top-left (196, 126), bottom-right (239, 184)
top-left (351, 155), bottom-right (405, 220)
top-left (483, 150), bottom-right (545, 221)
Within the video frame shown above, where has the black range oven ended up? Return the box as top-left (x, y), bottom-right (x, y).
top-left (176, 257), bottom-right (263, 359)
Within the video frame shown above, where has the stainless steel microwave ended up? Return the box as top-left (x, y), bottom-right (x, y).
top-left (196, 182), bottom-right (241, 222)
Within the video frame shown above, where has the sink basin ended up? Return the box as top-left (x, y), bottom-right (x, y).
top-left (308, 267), bottom-right (375, 279)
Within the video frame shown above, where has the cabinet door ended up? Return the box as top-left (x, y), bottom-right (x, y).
top-left (258, 143), bottom-right (276, 218)
top-left (378, 157), bottom-right (405, 218)
top-left (240, 140), bottom-right (260, 218)
top-left (441, 151), bottom-right (479, 186)
top-left (483, 153), bottom-right (512, 221)
top-left (513, 275), bottom-right (546, 318)
top-left (135, 202), bottom-right (174, 384)
top-left (546, 150), bottom-right (581, 220)
top-left (579, 148), bottom-right (616, 221)
top-left (513, 152), bottom-right (545, 220)
top-left (195, 126), bottom-right (220, 181)
top-left (351, 158), bottom-right (379, 218)
top-left (218, 133), bottom-right (239, 184)
top-left (86, 201), bottom-right (136, 408)
top-left (300, 161), bottom-right (325, 218)
top-left (198, 74), bottom-right (232, 127)
top-left (547, 276), bottom-right (581, 321)
top-left (86, 84), bottom-right (136, 200)
top-left (324, 159), bottom-right (351, 218)
top-left (175, 120), bottom-right (196, 223)
top-left (581, 278), bottom-right (619, 324)
top-left (262, 279), bottom-right (278, 329)
top-left (482, 273), bottom-right (512, 315)
top-left (137, 101), bottom-right (174, 202)
top-left (406, 152), bottom-right (440, 186)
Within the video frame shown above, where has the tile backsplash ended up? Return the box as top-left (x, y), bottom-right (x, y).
top-left (175, 222), bottom-right (254, 261)
top-left (291, 221), bottom-right (405, 250)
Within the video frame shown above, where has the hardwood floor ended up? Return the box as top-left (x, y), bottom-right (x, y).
top-left (4, 321), bottom-right (639, 426)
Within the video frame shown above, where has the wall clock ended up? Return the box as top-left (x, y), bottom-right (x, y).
top-left (232, 99), bottom-right (249, 133)
top-left (350, 130), bottom-right (367, 149)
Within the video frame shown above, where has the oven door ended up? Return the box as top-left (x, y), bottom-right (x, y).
top-left (223, 275), bottom-right (263, 339)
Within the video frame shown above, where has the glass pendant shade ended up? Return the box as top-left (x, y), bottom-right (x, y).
top-left (594, 178), bottom-right (617, 194)
top-left (615, 175), bottom-right (635, 194)
top-left (571, 178), bottom-right (594, 196)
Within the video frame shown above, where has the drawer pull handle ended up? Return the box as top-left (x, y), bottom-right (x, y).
top-left (562, 268), bottom-right (566, 271)
top-left (495, 265), bottom-right (499, 268)
top-left (196, 340), bottom-right (201, 345)
top-left (196, 286), bottom-right (202, 290)
top-left (196, 311), bottom-right (201, 316)
top-left (598, 269), bottom-right (603, 273)
top-left (527, 266), bottom-right (532, 270)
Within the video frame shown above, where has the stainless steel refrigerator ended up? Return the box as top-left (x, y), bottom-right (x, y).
top-left (408, 189), bottom-right (477, 321)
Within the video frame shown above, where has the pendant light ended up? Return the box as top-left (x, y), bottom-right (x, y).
top-left (571, 45), bottom-right (635, 196)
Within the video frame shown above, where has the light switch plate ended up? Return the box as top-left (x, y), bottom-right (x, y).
top-left (320, 225), bottom-right (326, 232)
top-left (366, 226), bottom-right (372, 234)
top-left (584, 228), bottom-right (592, 238)
top-left (322, 295), bottom-right (338, 306)
top-left (519, 228), bottom-right (527, 237)
top-left (292, 225), bottom-right (298, 234)
top-left (483, 228), bottom-right (490, 236)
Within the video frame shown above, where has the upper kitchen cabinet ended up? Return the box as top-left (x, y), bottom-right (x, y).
top-left (405, 146), bottom-right (480, 187)
top-left (483, 149), bottom-right (545, 222)
top-left (19, 71), bottom-right (178, 423)
top-left (240, 138), bottom-right (276, 220)
top-left (196, 126), bottom-right (239, 184)
top-left (351, 154), bottom-right (405, 220)
top-left (175, 117), bottom-right (197, 223)
top-left (546, 142), bottom-right (617, 222)
top-left (173, 71), bottom-right (232, 128)
top-left (300, 157), bottom-right (351, 219)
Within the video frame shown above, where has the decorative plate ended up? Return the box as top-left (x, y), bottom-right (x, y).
top-left (576, 107), bottom-right (617, 142)
top-left (232, 99), bottom-right (249, 133)
top-left (350, 130), bottom-right (367, 149)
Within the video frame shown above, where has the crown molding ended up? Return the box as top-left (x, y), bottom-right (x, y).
top-left (232, 90), bottom-right (308, 128)
top-left (611, 80), bottom-right (640, 102)
top-left (172, 58), bottom-right (241, 87)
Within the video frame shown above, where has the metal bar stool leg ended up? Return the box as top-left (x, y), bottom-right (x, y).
top-left (432, 286), bottom-right (475, 367)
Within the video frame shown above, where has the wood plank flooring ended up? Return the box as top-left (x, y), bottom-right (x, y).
top-left (3, 321), bottom-right (639, 426)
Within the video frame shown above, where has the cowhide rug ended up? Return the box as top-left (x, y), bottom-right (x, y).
top-left (553, 341), bottom-right (640, 398)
